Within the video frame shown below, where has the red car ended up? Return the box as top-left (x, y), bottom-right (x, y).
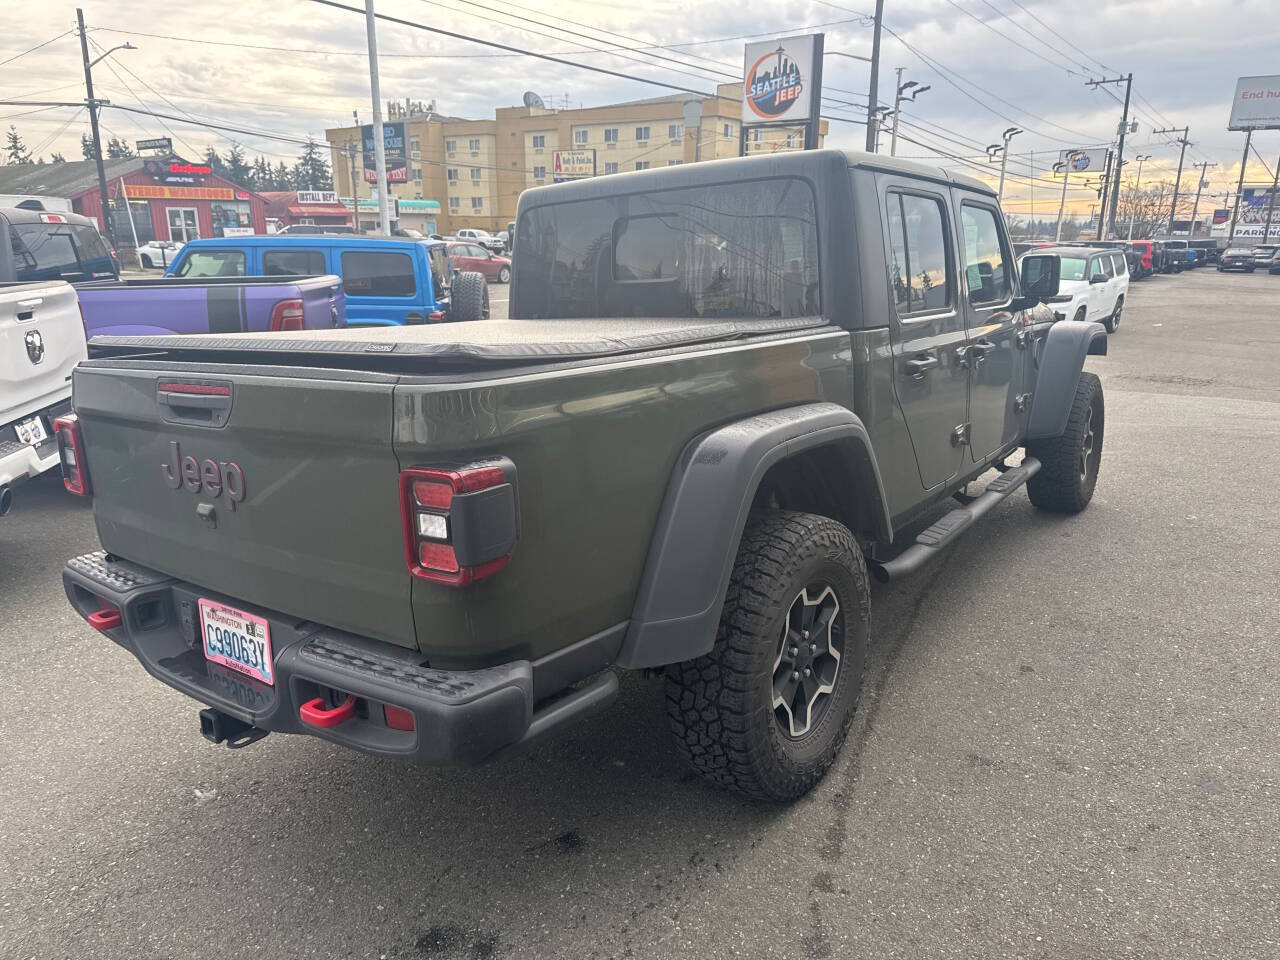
top-left (446, 241), bottom-right (511, 283)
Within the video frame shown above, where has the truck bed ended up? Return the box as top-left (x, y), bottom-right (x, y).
top-left (86, 315), bottom-right (827, 369)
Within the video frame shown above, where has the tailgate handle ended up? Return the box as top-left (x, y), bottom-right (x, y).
top-left (16, 298), bottom-right (41, 321)
top-left (157, 381), bottom-right (233, 427)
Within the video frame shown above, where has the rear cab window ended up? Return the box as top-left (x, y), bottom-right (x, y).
top-left (176, 249), bottom-right (246, 278)
top-left (340, 250), bottom-right (416, 297)
top-left (514, 177), bottom-right (820, 319)
top-left (263, 249), bottom-right (325, 276)
top-left (959, 204), bottom-right (1011, 306)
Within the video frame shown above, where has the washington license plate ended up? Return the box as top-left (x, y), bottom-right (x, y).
top-left (199, 598), bottom-right (274, 686)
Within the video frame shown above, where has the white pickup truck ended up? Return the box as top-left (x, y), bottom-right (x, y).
top-left (0, 280), bottom-right (86, 515)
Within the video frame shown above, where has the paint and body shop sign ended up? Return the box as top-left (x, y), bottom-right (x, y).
top-left (144, 159), bottom-right (212, 185)
top-left (552, 149), bottom-right (596, 182)
top-left (362, 122), bottom-right (407, 183)
top-left (742, 36), bottom-right (820, 123)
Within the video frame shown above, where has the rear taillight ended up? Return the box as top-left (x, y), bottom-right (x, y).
top-left (399, 460), bottom-right (518, 586)
top-left (53, 414), bottom-right (90, 496)
top-left (269, 298), bottom-right (305, 332)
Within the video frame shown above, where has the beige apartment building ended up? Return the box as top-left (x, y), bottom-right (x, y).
top-left (326, 83), bottom-right (826, 236)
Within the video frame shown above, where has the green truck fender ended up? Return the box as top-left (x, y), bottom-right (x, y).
top-left (616, 402), bottom-right (891, 670)
top-left (1026, 320), bottom-right (1108, 441)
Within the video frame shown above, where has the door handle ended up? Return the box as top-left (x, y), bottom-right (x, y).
top-left (968, 340), bottom-right (996, 363)
top-left (903, 355), bottom-right (939, 379)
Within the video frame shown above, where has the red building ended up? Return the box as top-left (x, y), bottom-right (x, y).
top-left (260, 190), bottom-right (353, 231)
top-left (0, 157), bottom-right (266, 246)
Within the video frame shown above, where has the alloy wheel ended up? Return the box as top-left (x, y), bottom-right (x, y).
top-left (772, 584), bottom-right (844, 738)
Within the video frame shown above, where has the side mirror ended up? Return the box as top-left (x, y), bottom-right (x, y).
top-left (1012, 254), bottom-right (1059, 311)
top-left (1089, 273), bottom-right (1107, 284)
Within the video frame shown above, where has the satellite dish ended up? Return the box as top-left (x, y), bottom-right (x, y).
top-left (523, 91), bottom-right (546, 109)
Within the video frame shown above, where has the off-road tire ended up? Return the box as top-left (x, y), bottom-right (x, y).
top-left (498, 266), bottom-right (511, 284)
top-left (1104, 295), bottom-right (1123, 333)
top-left (1026, 372), bottom-right (1104, 514)
top-left (1073, 306), bottom-right (1087, 324)
top-left (449, 271), bottom-right (489, 322)
top-left (665, 511), bottom-right (869, 802)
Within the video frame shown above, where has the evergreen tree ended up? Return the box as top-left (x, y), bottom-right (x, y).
top-left (223, 141), bottom-right (249, 186)
top-left (81, 133), bottom-right (97, 160)
top-left (291, 137), bottom-right (331, 191)
top-left (105, 136), bottom-right (135, 159)
top-left (50, 151), bottom-right (66, 163)
top-left (273, 161), bottom-right (291, 190)
top-left (5, 126), bottom-right (32, 165)
top-left (203, 146), bottom-right (228, 177)
top-left (250, 155), bottom-right (272, 191)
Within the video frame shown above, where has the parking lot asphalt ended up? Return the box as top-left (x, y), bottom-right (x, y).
top-left (2, 268), bottom-right (1277, 960)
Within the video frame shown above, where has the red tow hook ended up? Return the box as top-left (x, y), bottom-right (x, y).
top-left (87, 607), bottom-right (122, 632)
top-left (299, 695), bottom-right (357, 729)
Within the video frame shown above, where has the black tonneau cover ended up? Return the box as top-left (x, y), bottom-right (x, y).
top-left (88, 316), bottom-right (827, 366)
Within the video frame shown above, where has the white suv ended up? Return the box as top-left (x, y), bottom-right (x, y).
top-left (455, 228), bottom-right (506, 254)
top-left (1023, 247), bottom-right (1128, 333)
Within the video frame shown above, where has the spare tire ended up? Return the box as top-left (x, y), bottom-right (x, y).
top-left (449, 271), bottom-right (489, 323)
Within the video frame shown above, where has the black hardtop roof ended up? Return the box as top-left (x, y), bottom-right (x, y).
top-left (1027, 246), bottom-right (1114, 258)
top-left (516, 148), bottom-right (995, 211)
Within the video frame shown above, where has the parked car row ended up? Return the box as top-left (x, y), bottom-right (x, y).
top-left (1217, 243), bottom-right (1280, 273)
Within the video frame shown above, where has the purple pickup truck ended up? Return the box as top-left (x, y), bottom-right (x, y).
top-left (76, 276), bottom-right (345, 338)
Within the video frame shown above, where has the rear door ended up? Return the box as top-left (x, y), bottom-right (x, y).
top-left (338, 245), bottom-right (423, 325)
top-left (0, 281), bottom-right (85, 425)
top-left (957, 197), bottom-right (1020, 463)
top-left (882, 180), bottom-right (967, 489)
top-left (1086, 256), bottom-right (1109, 320)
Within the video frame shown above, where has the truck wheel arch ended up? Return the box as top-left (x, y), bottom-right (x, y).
top-left (1026, 319), bottom-right (1108, 441)
top-left (616, 403), bottom-right (891, 670)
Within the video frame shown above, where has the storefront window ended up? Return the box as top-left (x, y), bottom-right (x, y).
top-left (210, 200), bottom-right (251, 237)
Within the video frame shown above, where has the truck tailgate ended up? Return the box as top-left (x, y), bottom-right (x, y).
top-left (0, 281), bottom-right (84, 426)
top-left (72, 362), bottom-right (414, 647)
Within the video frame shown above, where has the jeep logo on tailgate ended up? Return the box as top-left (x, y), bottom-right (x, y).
top-left (162, 440), bottom-right (246, 510)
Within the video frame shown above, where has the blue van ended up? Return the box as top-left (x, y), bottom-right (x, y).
top-left (164, 235), bottom-right (487, 325)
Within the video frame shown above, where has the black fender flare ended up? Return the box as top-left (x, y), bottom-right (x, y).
top-left (1026, 320), bottom-right (1107, 441)
top-left (616, 402), bottom-right (891, 670)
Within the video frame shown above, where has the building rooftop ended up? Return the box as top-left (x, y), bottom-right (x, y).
top-left (0, 158), bottom-right (142, 198)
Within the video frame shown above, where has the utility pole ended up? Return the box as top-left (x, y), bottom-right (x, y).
top-left (363, 0), bottom-right (391, 236)
top-left (987, 127), bottom-right (1022, 199)
top-left (1127, 153), bottom-right (1152, 240)
top-left (1227, 130), bottom-right (1252, 244)
top-left (865, 0), bottom-right (885, 152)
top-left (1264, 150), bottom-right (1280, 243)
top-left (1095, 149), bottom-right (1114, 241)
top-left (1087, 73), bottom-right (1133, 238)
top-left (1055, 150), bottom-right (1082, 242)
top-left (1155, 126), bottom-right (1190, 236)
top-left (77, 8), bottom-right (114, 249)
top-left (1187, 161), bottom-right (1216, 239)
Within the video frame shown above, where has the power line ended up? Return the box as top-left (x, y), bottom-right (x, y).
top-left (87, 38), bottom-right (204, 158)
top-left (940, 0), bottom-right (1091, 79)
top-left (1003, 0), bottom-right (1115, 75)
top-left (973, 0), bottom-right (1100, 79)
top-left (0, 28), bottom-right (76, 70)
top-left (305, 0), bottom-right (714, 97)
top-left (104, 103), bottom-right (314, 145)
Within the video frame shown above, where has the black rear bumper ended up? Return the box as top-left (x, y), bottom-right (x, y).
top-left (63, 551), bottom-right (615, 764)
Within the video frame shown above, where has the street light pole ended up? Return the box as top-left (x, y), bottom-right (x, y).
top-left (363, 0), bottom-right (392, 236)
top-left (77, 8), bottom-right (114, 249)
top-left (993, 127), bottom-right (1021, 199)
top-left (1127, 153), bottom-right (1151, 240)
top-left (887, 73), bottom-right (929, 158)
top-left (1188, 161), bottom-right (1216, 239)
top-left (864, 0), bottom-right (885, 152)
top-left (1055, 151), bottom-right (1081, 242)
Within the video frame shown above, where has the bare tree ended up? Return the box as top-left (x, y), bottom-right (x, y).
top-left (1115, 181), bottom-right (1176, 238)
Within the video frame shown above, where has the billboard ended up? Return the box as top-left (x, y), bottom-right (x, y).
top-left (362, 122), bottom-right (407, 183)
top-left (1218, 186), bottom-right (1280, 239)
top-left (1057, 148), bottom-right (1108, 173)
top-left (1228, 76), bottom-right (1280, 131)
top-left (742, 35), bottom-right (820, 124)
top-left (552, 149), bottom-right (595, 182)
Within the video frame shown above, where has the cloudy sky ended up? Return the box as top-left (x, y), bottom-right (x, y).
top-left (4, 0), bottom-right (1279, 216)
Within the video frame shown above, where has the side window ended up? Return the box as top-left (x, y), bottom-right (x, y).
top-left (1112, 252), bottom-right (1127, 275)
top-left (959, 204), bottom-right (1011, 305)
top-left (886, 195), bottom-right (910, 314)
top-left (470, 244), bottom-right (489, 258)
top-left (176, 249), bottom-right (245, 278)
top-left (262, 249), bottom-right (325, 276)
top-left (1088, 257), bottom-right (1105, 280)
top-left (339, 250), bottom-right (416, 297)
top-left (1100, 256), bottom-right (1114, 278)
top-left (900, 194), bottom-right (950, 312)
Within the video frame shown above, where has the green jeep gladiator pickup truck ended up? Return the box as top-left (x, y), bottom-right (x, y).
top-left (59, 150), bottom-right (1106, 801)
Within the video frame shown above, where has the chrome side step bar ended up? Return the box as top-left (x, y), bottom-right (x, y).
top-left (870, 457), bottom-right (1041, 583)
